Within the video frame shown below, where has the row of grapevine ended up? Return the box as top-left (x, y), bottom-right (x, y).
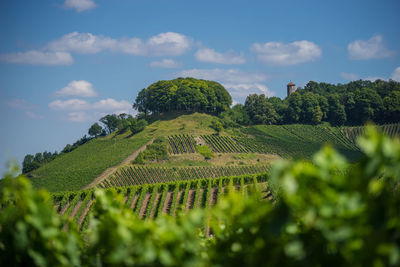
top-left (52, 173), bottom-right (271, 231)
top-left (167, 134), bottom-right (198, 154)
top-left (342, 123), bottom-right (400, 143)
top-left (98, 164), bottom-right (270, 188)
top-left (200, 135), bottom-right (250, 153)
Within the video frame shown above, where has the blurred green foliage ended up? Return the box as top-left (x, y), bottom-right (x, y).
top-left (1, 126), bottom-right (399, 266)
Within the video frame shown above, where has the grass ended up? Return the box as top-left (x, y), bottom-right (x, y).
top-left (29, 131), bottom-right (150, 192)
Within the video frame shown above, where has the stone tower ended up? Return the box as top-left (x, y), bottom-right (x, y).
top-left (287, 81), bottom-right (296, 97)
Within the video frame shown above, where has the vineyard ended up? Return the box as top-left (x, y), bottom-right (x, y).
top-left (52, 173), bottom-right (272, 231)
top-left (200, 135), bottom-right (251, 153)
top-left (237, 124), bottom-right (363, 160)
top-left (97, 165), bottom-right (270, 188)
top-left (342, 123), bottom-right (400, 144)
top-left (167, 134), bottom-right (198, 154)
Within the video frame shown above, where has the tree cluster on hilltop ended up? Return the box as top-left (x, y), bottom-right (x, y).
top-left (133, 77), bottom-right (232, 115)
top-left (220, 79), bottom-right (400, 127)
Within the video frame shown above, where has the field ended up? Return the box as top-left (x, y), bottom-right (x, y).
top-left (27, 113), bottom-right (373, 193)
top-left (29, 131), bottom-right (151, 192)
top-left (98, 165), bottom-right (270, 187)
top-left (232, 124), bottom-right (362, 160)
top-left (52, 173), bottom-right (272, 231)
top-left (341, 123), bottom-right (400, 144)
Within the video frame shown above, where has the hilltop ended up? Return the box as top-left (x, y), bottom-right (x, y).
top-left (26, 112), bottom-right (367, 192)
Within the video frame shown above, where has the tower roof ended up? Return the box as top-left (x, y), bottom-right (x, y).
top-left (287, 81), bottom-right (295, 86)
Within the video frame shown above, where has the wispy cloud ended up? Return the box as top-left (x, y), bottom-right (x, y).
top-left (195, 48), bottom-right (245, 64)
top-left (48, 31), bottom-right (193, 56)
top-left (149, 59), bottom-right (181, 68)
top-left (251, 40), bottom-right (321, 66)
top-left (48, 98), bottom-right (132, 122)
top-left (340, 72), bottom-right (359, 81)
top-left (348, 34), bottom-right (394, 60)
top-left (6, 98), bottom-right (43, 119)
top-left (64, 0), bottom-right (97, 13)
top-left (0, 51), bottom-right (73, 66)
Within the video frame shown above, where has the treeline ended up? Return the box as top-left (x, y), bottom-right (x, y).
top-left (221, 79), bottom-right (400, 127)
top-left (133, 77), bottom-right (232, 115)
top-left (22, 114), bottom-right (148, 174)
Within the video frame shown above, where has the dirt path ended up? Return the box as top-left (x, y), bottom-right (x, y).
top-left (70, 201), bottom-right (83, 219)
top-left (162, 192), bottom-right (173, 215)
top-left (210, 188), bottom-right (217, 207)
top-left (130, 195), bottom-right (138, 210)
top-left (173, 191), bottom-right (183, 216)
top-left (149, 193), bottom-right (161, 219)
top-left (77, 199), bottom-right (94, 227)
top-left (185, 189), bottom-right (196, 212)
top-left (197, 188), bottom-right (204, 208)
top-left (139, 194), bottom-right (151, 219)
top-left (60, 202), bottom-right (70, 215)
top-left (83, 139), bottom-right (154, 189)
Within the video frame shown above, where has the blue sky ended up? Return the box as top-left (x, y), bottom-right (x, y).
top-left (0, 0), bottom-right (399, 174)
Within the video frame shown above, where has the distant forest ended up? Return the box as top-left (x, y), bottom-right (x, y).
top-left (134, 77), bottom-right (400, 127)
top-left (221, 79), bottom-right (400, 127)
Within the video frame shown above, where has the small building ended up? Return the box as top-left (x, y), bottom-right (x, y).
top-left (287, 81), bottom-right (296, 97)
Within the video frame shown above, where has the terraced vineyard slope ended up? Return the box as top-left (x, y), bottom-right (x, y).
top-left (52, 173), bottom-right (271, 231)
top-left (98, 165), bottom-right (270, 188)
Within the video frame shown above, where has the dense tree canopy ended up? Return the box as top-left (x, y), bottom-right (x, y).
top-left (133, 78), bottom-right (232, 115)
top-left (223, 79), bottom-right (400, 126)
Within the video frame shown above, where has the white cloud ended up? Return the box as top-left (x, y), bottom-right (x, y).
top-left (251, 40), bottom-right (321, 66)
top-left (47, 31), bottom-right (192, 56)
top-left (49, 98), bottom-right (132, 122)
top-left (117, 32), bottom-right (192, 56)
top-left (175, 68), bottom-right (268, 84)
top-left (348, 34), bottom-right (394, 60)
top-left (195, 48), bottom-right (245, 64)
top-left (340, 72), bottom-right (359, 81)
top-left (149, 59), bottom-right (181, 68)
top-left (92, 98), bottom-right (132, 113)
top-left (64, 0), bottom-right (96, 12)
top-left (56, 80), bottom-right (97, 97)
top-left (223, 83), bottom-right (275, 98)
top-left (49, 99), bottom-right (90, 110)
top-left (0, 50), bottom-right (73, 65)
top-left (391, 66), bottom-right (400, 82)
top-left (48, 32), bottom-right (116, 54)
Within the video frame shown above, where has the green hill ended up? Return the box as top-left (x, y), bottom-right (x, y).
top-left (27, 113), bottom-right (363, 192)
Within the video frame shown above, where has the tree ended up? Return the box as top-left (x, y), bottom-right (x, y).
top-left (285, 92), bottom-right (303, 123)
top-left (22, 154), bottom-right (38, 173)
top-left (100, 114), bottom-right (119, 134)
top-left (327, 94), bottom-right (346, 126)
top-left (383, 90), bottom-right (400, 122)
top-left (88, 123), bottom-right (102, 137)
top-left (133, 78), bottom-right (231, 115)
top-left (301, 92), bottom-right (323, 124)
top-left (244, 94), bottom-right (279, 125)
top-left (211, 120), bottom-right (223, 134)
